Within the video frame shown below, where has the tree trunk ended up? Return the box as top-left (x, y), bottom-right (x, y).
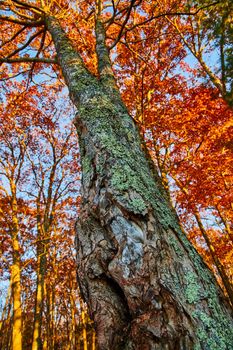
top-left (32, 251), bottom-right (46, 350)
top-left (46, 16), bottom-right (233, 350)
top-left (69, 286), bottom-right (76, 350)
top-left (32, 219), bottom-right (47, 350)
top-left (80, 299), bottom-right (88, 350)
top-left (32, 174), bottom-right (53, 350)
top-left (10, 182), bottom-right (23, 350)
top-left (215, 205), bottom-right (233, 243)
top-left (194, 210), bottom-right (233, 306)
top-left (91, 331), bottom-right (96, 350)
top-left (47, 285), bottom-right (55, 350)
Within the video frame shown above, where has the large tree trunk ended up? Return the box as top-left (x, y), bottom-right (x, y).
top-left (46, 16), bottom-right (233, 350)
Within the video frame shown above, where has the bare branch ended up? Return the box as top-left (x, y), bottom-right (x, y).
top-left (27, 29), bottom-right (47, 83)
top-left (0, 57), bottom-right (57, 64)
top-left (0, 15), bottom-right (44, 27)
top-left (0, 69), bottom-right (31, 81)
top-left (109, 0), bottom-right (137, 49)
top-left (4, 28), bottom-right (45, 60)
top-left (0, 26), bottom-right (27, 49)
top-left (108, 1), bottom-right (220, 48)
top-left (11, 0), bottom-right (44, 14)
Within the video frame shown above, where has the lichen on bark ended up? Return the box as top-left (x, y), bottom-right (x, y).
top-left (74, 88), bottom-right (233, 349)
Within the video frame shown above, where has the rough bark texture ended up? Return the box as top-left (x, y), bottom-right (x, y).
top-left (46, 16), bottom-right (233, 350)
top-left (74, 90), bottom-right (233, 350)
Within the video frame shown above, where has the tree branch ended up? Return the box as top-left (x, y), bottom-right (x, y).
top-left (27, 29), bottom-right (47, 82)
top-left (0, 57), bottom-right (57, 64)
top-left (109, 0), bottom-right (137, 49)
top-left (0, 68), bottom-right (31, 81)
top-left (4, 28), bottom-right (45, 60)
top-left (0, 15), bottom-right (44, 27)
top-left (0, 26), bottom-right (27, 49)
top-left (109, 1), bottom-right (220, 48)
top-left (11, 0), bottom-right (44, 14)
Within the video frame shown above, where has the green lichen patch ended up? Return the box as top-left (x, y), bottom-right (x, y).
top-left (192, 309), bottom-right (233, 350)
top-left (82, 155), bottom-right (92, 175)
top-left (168, 235), bottom-right (185, 257)
top-left (128, 197), bottom-right (147, 214)
top-left (185, 271), bottom-right (200, 304)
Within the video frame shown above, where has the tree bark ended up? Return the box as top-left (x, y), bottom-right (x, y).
top-left (46, 16), bottom-right (233, 350)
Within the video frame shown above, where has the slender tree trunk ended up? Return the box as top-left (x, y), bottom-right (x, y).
top-left (32, 248), bottom-right (46, 350)
top-left (32, 137), bottom-right (56, 350)
top-left (80, 300), bottom-right (88, 350)
top-left (194, 210), bottom-right (233, 306)
top-left (215, 205), bottom-right (233, 243)
top-left (47, 285), bottom-right (55, 350)
top-left (46, 16), bottom-right (233, 350)
top-left (42, 282), bottom-right (48, 350)
top-left (10, 182), bottom-right (22, 350)
top-left (32, 211), bottom-right (48, 350)
top-left (69, 288), bottom-right (76, 350)
top-left (91, 331), bottom-right (96, 350)
top-left (11, 245), bottom-right (22, 349)
top-left (32, 193), bottom-right (52, 350)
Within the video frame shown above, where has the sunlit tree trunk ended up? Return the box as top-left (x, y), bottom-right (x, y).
top-left (46, 285), bottom-right (55, 350)
top-left (91, 331), bottom-right (96, 350)
top-left (194, 210), bottom-right (233, 306)
top-left (32, 156), bottom-right (56, 350)
top-left (32, 251), bottom-right (46, 350)
top-left (46, 15), bottom-right (233, 350)
top-left (32, 213), bottom-right (47, 350)
top-left (48, 248), bottom-right (58, 350)
top-left (10, 181), bottom-right (22, 350)
top-left (215, 204), bottom-right (233, 243)
top-left (80, 300), bottom-right (88, 350)
top-left (42, 283), bottom-right (48, 350)
top-left (69, 287), bottom-right (76, 350)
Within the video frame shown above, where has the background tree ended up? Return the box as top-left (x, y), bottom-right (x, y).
top-left (161, 0), bottom-right (233, 105)
top-left (0, 82), bottom-right (95, 349)
top-left (0, 82), bottom-right (42, 350)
